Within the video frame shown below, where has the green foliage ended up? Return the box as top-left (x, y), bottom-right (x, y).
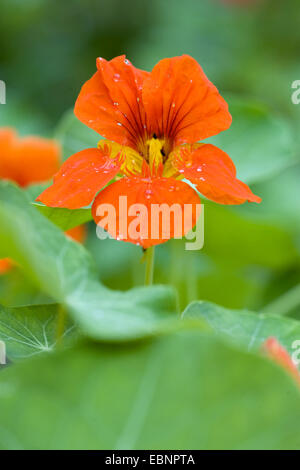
top-left (0, 329), bottom-right (300, 450)
top-left (0, 303), bottom-right (75, 361)
top-left (0, 181), bottom-right (178, 341)
top-left (209, 97), bottom-right (296, 184)
top-left (33, 203), bottom-right (92, 231)
top-left (183, 301), bottom-right (300, 354)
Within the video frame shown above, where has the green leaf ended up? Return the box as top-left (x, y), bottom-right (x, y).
top-left (0, 304), bottom-right (75, 361)
top-left (203, 200), bottom-right (298, 271)
top-left (0, 329), bottom-right (299, 449)
top-left (209, 96), bottom-right (296, 184)
top-left (236, 162), bottom-right (300, 236)
top-left (0, 181), bottom-right (178, 341)
top-left (183, 301), bottom-right (300, 354)
top-left (32, 203), bottom-right (92, 231)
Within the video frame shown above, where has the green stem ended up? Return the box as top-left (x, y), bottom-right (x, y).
top-left (144, 246), bottom-right (155, 286)
top-left (262, 284), bottom-right (300, 315)
top-left (186, 255), bottom-right (197, 304)
top-left (56, 305), bottom-right (66, 345)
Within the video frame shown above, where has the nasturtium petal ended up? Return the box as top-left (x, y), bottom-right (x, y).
top-left (142, 55), bottom-right (232, 145)
top-left (92, 176), bottom-right (201, 248)
top-left (36, 147), bottom-right (122, 209)
top-left (171, 143), bottom-right (261, 204)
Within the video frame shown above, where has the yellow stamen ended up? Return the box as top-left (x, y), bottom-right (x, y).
top-left (98, 139), bottom-right (143, 176)
top-left (146, 137), bottom-right (165, 172)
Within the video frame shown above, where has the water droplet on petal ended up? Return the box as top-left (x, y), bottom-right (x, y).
top-left (196, 168), bottom-right (202, 172)
top-left (117, 122), bottom-right (122, 127)
top-left (113, 102), bottom-right (119, 106)
top-left (145, 189), bottom-right (153, 199)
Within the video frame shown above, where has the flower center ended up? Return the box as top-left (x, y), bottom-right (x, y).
top-left (146, 134), bottom-right (166, 171)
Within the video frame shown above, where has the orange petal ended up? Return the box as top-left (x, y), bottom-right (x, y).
top-left (263, 337), bottom-right (300, 387)
top-left (0, 258), bottom-right (13, 275)
top-left (92, 176), bottom-right (201, 248)
top-left (37, 146), bottom-right (122, 209)
top-left (171, 143), bottom-right (261, 205)
top-left (75, 55), bottom-right (149, 149)
top-left (0, 128), bottom-right (60, 187)
top-left (13, 136), bottom-right (61, 187)
top-left (142, 55), bottom-right (232, 146)
top-left (65, 224), bottom-right (87, 243)
top-left (0, 127), bottom-right (19, 182)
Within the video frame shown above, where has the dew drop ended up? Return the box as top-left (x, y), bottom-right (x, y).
top-left (145, 189), bottom-right (153, 199)
top-left (196, 168), bottom-right (202, 172)
top-left (117, 122), bottom-right (122, 126)
top-left (113, 102), bottom-right (119, 106)
top-left (124, 59), bottom-right (130, 65)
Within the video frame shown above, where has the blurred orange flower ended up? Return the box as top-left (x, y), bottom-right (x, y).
top-left (37, 55), bottom-right (260, 247)
top-left (0, 127), bottom-right (60, 187)
top-left (0, 128), bottom-right (85, 274)
top-left (263, 337), bottom-right (300, 388)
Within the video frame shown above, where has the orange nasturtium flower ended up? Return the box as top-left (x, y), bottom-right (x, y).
top-left (263, 337), bottom-right (300, 388)
top-left (0, 128), bottom-right (85, 274)
top-left (37, 55), bottom-right (261, 248)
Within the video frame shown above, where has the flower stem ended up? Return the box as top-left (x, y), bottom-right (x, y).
top-left (144, 246), bottom-right (155, 286)
top-left (262, 284), bottom-right (300, 315)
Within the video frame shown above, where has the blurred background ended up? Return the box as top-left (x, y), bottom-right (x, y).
top-left (1, 0), bottom-right (300, 315)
